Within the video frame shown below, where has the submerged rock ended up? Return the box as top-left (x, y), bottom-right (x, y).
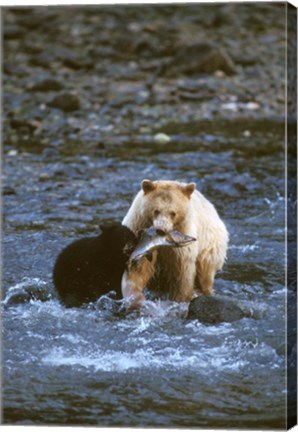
top-left (3, 281), bottom-right (52, 307)
top-left (3, 186), bottom-right (16, 195)
top-left (187, 295), bottom-right (265, 324)
top-left (48, 94), bottom-right (81, 112)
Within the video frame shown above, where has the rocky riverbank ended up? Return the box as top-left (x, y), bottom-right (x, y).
top-left (3, 3), bottom-right (286, 152)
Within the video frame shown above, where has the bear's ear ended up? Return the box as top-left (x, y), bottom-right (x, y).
top-left (182, 182), bottom-right (196, 198)
top-left (142, 179), bottom-right (156, 194)
top-left (100, 224), bottom-right (110, 234)
top-left (99, 222), bottom-right (116, 233)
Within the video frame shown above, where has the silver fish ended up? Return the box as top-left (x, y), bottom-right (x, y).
top-left (129, 227), bottom-right (196, 265)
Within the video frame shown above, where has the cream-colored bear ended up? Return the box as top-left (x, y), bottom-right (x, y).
top-left (121, 180), bottom-right (228, 305)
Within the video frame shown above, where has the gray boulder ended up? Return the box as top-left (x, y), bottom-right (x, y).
top-left (187, 295), bottom-right (265, 324)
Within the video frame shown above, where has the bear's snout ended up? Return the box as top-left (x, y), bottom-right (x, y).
top-left (153, 216), bottom-right (173, 234)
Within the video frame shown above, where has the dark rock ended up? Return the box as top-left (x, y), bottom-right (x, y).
top-left (232, 54), bottom-right (259, 67)
top-left (16, 12), bottom-right (58, 30)
top-left (54, 47), bottom-right (94, 70)
top-left (63, 56), bottom-right (94, 70)
top-left (10, 118), bottom-right (36, 132)
top-left (245, 13), bottom-right (267, 32)
top-left (10, 7), bottom-right (34, 15)
top-left (3, 186), bottom-right (16, 195)
top-left (211, 8), bottom-right (232, 27)
top-left (29, 54), bottom-right (53, 68)
top-left (22, 42), bottom-right (43, 55)
top-left (48, 94), bottom-right (81, 112)
top-left (187, 295), bottom-right (264, 324)
top-left (26, 285), bottom-right (52, 302)
top-left (3, 62), bottom-right (28, 77)
top-left (165, 43), bottom-right (236, 77)
top-left (133, 38), bottom-right (157, 57)
top-left (3, 284), bottom-right (51, 307)
top-left (16, 16), bottom-right (42, 30)
top-left (4, 291), bottom-right (31, 306)
top-left (29, 79), bottom-right (64, 92)
top-left (4, 25), bottom-right (25, 40)
top-left (177, 80), bottom-right (217, 101)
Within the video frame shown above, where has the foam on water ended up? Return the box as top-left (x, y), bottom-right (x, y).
top-left (4, 277), bottom-right (47, 292)
top-left (2, 277), bottom-right (48, 305)
top-left (229, 244), bottom-right (260, 253)
top-left (42, 343), bottom-right (248, 373)
top-left (30, 300), bottom-right (281, 375)
top-left (40, 324), bottom-right (282, 374)
top-left (4, 281), bottom-right (284, 394)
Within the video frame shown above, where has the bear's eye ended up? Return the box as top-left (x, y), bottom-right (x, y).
top-left (170, 211), bottom-right (176, 219)
top-left (154, 209), bottom-right (160, 216)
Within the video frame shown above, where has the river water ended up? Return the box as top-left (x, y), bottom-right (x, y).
top-left (2, 120), bottom-right (288, 428)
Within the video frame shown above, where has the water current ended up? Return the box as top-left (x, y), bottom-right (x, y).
top-left (2, 120), bottom-right (288, 428)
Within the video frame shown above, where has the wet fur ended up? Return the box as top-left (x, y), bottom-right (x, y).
top-left (53, 223), bottom-right (137, 307)
top-left (122, 180), bottom-right (228, 304)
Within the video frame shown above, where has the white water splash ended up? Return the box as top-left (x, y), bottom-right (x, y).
top-left (2, 277), bottom-right (48, 304)
top-left (42, 344), bottom-right (248, 373)
top-left (229, 244), bottom-right (260, 253)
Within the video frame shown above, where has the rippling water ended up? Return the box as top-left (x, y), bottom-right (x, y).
top-left (3, 120), bottom-right (288, 428)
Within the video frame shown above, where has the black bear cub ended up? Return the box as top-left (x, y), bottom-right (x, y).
top-left (53, 223), bottom-right (137, 307)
